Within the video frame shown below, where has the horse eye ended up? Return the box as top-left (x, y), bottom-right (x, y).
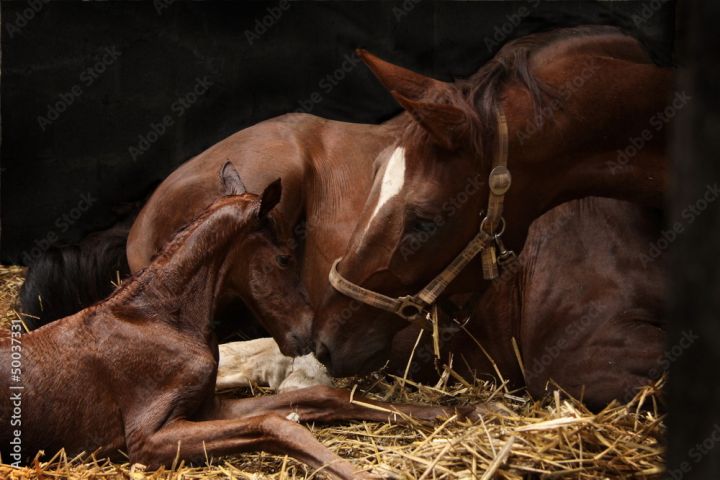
top-left (276, 255), bottom-right (291, 268)
top-left (413, 218), bottom-right (436, 234)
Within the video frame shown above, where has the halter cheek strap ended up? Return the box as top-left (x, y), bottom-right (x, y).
top-left (480, 107), bottom-right (513, 279)
top-left (328, 106), bottom-right (514, 323)
top-left (328, 227), bottom-right (495, 323)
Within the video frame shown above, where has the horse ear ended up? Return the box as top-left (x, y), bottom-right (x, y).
top-left (357, 49), bottom-right (448, 100)
top-left (259, 178), bottom-right (282, 220)
top-left (392, 91), bottom-right (469, 151)
top-left (220, 161), bottom-right (247, 196)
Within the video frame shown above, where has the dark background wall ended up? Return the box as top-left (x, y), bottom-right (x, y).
top-left (0, 1), bottom-right (675, 264)
top-left (669, 1), bottom-right (720, 478)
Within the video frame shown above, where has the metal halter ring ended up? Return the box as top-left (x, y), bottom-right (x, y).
top-left (396, 295), bottom-right (430, 320)
top-left (479, 215), bottom-right (506, 237)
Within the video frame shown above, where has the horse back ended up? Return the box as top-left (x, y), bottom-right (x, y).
top-left (127, 113), bottom-right (319, 272)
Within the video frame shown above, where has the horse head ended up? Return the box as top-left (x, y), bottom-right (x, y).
top-left (220, 162), bottom-right (314, 357)
top-left (313, 51), bottom-right (497, 376)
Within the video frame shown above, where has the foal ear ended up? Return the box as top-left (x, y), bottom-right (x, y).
top-left (357, 49), bottom-right (447, 100)
top-left (220, 161), bottom-right (247, 196)
top-left (258, 178), bottom-right (282, 220)
top-left (393, 92), bottom-right (469, 151)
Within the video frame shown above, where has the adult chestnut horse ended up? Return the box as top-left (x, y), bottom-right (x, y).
top-left (314, 26), bottom-right (671, 404)
top-left (1, 164), bottom-right (465, 478)
top-left (124, 113), bottom-right (406, 355)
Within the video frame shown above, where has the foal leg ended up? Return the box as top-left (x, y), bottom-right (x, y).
top-left (212, 385), bottom-right (480, 423)
top-left (217, 338), bottom-right (294, 390)
top-left (217, 338), bottom-right (331, 392)
top-left (132, 414), bottom-right (369, 479)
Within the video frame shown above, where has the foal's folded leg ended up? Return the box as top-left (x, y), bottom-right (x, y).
top-left (216, 338), bottom-right (294, 391)
top-left (131, 414), bottom-right (369, 480)
top-left (216, 338), bottom-right (331, 393)
top-left (212, 385), bottom-right (482, 423)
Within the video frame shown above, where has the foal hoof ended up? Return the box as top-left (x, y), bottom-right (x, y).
top-left (277, 353), bottom-right (332, 393)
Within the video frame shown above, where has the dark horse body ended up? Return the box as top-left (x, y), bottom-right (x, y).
top-left (2, 166), bottom-right (462, 478)
top-left (388, 197), bottom-right (666, 409)
top-left (19, 205), bottom-right (137, 329)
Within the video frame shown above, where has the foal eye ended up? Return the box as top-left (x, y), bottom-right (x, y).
top-left (276, 255), bottom-right (291, 268)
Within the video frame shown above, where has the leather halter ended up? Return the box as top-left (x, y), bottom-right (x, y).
top-left (328, 107), bottom-right (514, 324)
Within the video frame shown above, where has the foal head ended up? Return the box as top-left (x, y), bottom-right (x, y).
top-left (218, 163), bottom-right (313, 356)
top-left (313, 52), bottom-right (494, 376)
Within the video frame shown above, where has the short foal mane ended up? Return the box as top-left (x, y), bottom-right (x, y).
top-left (102, 195), bottom-right (256, 308)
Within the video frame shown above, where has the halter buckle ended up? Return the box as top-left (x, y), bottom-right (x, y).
top-left (396, 295), bottom-right (430, 321)
top-left (488, 165), bottom-right (512, 195)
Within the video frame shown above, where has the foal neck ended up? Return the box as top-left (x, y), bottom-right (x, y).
top-left (114, 197), bottom-right (253, 338)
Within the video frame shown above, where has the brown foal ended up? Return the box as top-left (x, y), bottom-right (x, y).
top-left (0, 164), bottom-right (467, 478)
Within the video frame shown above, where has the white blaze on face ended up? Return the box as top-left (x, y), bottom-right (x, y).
top-left (369, 146), bottom-right (406, 225)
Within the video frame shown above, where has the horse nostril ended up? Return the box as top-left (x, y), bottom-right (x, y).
top-left (315, 341), bottom-right (332, 369)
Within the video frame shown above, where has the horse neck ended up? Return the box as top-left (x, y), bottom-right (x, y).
top-left (498, 57), bottom-right (671, 250)
top-left (116, 200), bottom-right (248, 338)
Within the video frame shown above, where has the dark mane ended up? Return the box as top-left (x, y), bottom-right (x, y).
top-left (405, 25), bottom-right (632, 159)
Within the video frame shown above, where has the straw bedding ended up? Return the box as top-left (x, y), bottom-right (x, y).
top-left (0, 265), bottom-right (665, 479)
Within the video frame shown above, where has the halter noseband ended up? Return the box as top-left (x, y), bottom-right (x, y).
top-left (328, 107), bottom-right (514, 324)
